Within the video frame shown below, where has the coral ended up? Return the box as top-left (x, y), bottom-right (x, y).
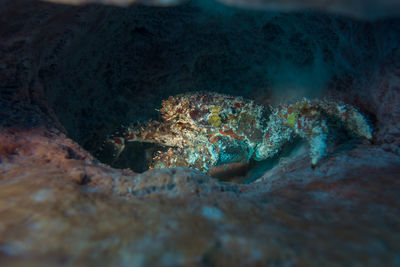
top-left (105, 92), bottom-right (373, 173)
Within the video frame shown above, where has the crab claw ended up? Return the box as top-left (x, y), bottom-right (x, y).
top-left (105, 136), bottom-right (126, 164)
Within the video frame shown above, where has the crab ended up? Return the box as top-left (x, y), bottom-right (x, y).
top-left (105, 91), bottom-right (373, 173)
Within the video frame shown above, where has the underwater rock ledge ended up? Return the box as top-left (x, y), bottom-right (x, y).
top-left (1, 113), bottom-right (400, 266)
top-left (1, 0), bottom-right (400, 265)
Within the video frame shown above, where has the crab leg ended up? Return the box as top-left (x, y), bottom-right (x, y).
top-left (280, 98), bottom-right (371, 167)
top-left (105, 120), bottom-right (187, 162)
top-left (314, 100), bottom-right (373, 140)
top-left (256, 98), bottom-right (372, 168)
top-left (149, 146), bottom-right (212, 172)
top-left (254, 110), bottom-right (294, 161)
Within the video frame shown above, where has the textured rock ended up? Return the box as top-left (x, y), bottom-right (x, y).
top-left (216, 0), bottom-right (400, 19)
top-left (42, 0), bottom-right (186, 7)
top-left (40, 0), bottom-right (400, 19)
top-left (0, 0), bottom-right (400, 266)
top-left (1, 126), bottom-right (400, 266)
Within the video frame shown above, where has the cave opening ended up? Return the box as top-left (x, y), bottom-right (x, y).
top-left (33, 0), bottom-right (398, 183)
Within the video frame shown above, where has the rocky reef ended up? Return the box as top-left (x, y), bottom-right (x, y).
top-left (1, 0), bottom-right (400, 266)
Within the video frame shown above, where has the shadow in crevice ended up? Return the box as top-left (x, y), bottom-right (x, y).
top-left (209, 138), bottom-right (305, 184)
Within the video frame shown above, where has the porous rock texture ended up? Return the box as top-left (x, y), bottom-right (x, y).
top-left (41, 0), bottom-right (400, 19)
top-left (1, 0), bottom-right (400, 266)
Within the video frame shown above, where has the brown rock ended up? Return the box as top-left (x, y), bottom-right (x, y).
top-left (0, 1), bottom-right (400, 265)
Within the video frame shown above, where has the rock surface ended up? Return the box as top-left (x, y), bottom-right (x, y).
top-left (1, 0), bottom-right (400, 266)
top-left (41, 0), bottom-right (400, 19)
